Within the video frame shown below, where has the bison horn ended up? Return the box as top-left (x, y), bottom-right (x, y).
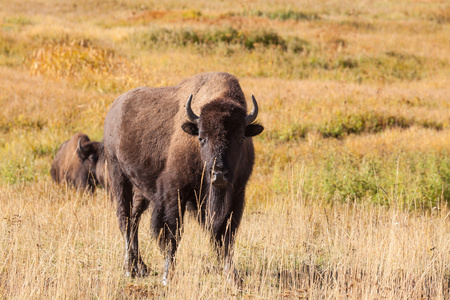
top-left (185, 94), bottom-right (199, 123)
top-left (245, 95), bottom-right (259, 125)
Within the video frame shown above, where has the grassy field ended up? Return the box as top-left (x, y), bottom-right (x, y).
top-left (1, 0), bottom-right (449, 298)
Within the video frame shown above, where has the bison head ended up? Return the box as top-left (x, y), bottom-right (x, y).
top-left (76, 137), bottom-right (102, 188)
top-left (51, 133), bottom-right (103, 192)
top-left (181, 95), bottom-right (264, 190)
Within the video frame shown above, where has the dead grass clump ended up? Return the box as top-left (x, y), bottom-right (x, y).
top-left (428, 5), bottom-right (450, 24)
top-left (27, 39), bottom-right (136, 92)
top-left (28, 39), bottom-right (115, 77)
top-left (128, 10), bottom-right (203, 24)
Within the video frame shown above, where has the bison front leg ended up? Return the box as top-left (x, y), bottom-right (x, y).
top-left (152, 192), bottom-right (185, 285)
top-left (213, 220), bottom-right (241, 285)
top-left (161, 238), bottom-right (177, 286)
top-left (212, 197), bottom-right (244, 285)
top-left (160, 214), bottom-right (183, 285)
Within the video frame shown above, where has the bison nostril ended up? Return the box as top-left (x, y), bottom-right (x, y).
top-left (212, 170), bottom-right (229, 188)
top-left (214, 172), bottom-right (225, 180)
top-left (214, 169), bottom-right (229, 178)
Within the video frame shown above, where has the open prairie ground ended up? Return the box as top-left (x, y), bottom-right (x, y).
top-left (1, 0), bottom-right (449, 298)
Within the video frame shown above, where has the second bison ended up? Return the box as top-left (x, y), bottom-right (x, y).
top-left (51, 132), bottom-right (106, 191)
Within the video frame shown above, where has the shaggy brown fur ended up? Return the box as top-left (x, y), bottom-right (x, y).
top-left (103, 72), bottom-right (264, 282)
top-left (51, 132), bottom-right (104, 191)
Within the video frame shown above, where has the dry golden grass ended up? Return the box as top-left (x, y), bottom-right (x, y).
top-left (1, 182), bottom-right (448, 298)
top-left (1, 0), bottom-right (449, 298)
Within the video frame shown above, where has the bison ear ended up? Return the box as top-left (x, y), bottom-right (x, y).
top-left (245, 124), bottom-right (264, 137)
top-left (181, 122), bottom-right (199, 136)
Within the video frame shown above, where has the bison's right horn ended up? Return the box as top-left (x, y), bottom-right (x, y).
top-left (245, 95), bottom-right (259, 125)
top-left (185, 94), bottom-right (199, 123)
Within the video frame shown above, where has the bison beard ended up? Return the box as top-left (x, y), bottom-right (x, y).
top-left (103, 72), bottom-right (264, 284)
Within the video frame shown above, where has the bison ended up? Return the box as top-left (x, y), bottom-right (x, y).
top-left (51, 132), bottom-right (106, 191)
top-left (103, 72), bottom-right (264, 283)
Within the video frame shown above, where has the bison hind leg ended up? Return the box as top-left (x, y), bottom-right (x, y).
top-left (130, 191), bottom-right (151, 277)
top-left (107, 157), bottom-right (147, 278)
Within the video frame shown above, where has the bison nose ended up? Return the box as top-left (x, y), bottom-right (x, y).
top-left (212, 170), bottom-right (229, 189)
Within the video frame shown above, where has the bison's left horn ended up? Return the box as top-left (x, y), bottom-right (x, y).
top-left (245, 95), bottom-right (259, 125)
top-left (185, 94), bottom-right (199, 123)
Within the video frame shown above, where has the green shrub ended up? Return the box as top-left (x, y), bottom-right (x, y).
top-left (264, 111), bottom-right (444, 143)
top-left (135, 27), bottom-right (286, 50)
top-left (243, 9), bottom-right (320, 21)
top-left (303, 151), bottom-right (450, 207)
top-left (264, 123), bottom-right (309, 142)
top-left (320, 155), bottom-right (379, 202)
top-left (318, 112), bottom-right (413, 139)
top-left (287, 37), bottom-right (311, 54)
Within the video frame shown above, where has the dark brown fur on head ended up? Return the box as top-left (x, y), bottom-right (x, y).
top-left (200, 99), bottom-right (247, 140)
top-left (181, 98), bottom-right (263, 222)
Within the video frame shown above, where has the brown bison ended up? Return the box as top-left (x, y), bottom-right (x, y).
top-left (103, 72), bottom-right (264, 283)
top-left (51, 132), bottom-right (106, 191)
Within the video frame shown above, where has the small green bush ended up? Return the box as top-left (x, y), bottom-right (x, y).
top-left (305, 152), bottom-right (450, 207)
top-left (136, 27), bottom-right (286, 50)
top-left (318, 112), bottom-right (413, 139)
top-left (264, 123), bottom-right (309, 142)
top-left (243, 9), bottom-right (320, 21)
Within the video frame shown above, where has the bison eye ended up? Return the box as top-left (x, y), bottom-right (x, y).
top-left (240, 137), bottom-right (246, 143)
top-left (198, 137), bottom-right (207, 145)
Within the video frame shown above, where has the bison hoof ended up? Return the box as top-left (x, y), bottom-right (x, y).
top-left (136, 262), bottom-right (149, 277)
top-left (125, 262), bottom-right (149, 278)
top-left (161, 277), bottom-right (168, 286)
top-left (225, 267), bottom-right (243, 287)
